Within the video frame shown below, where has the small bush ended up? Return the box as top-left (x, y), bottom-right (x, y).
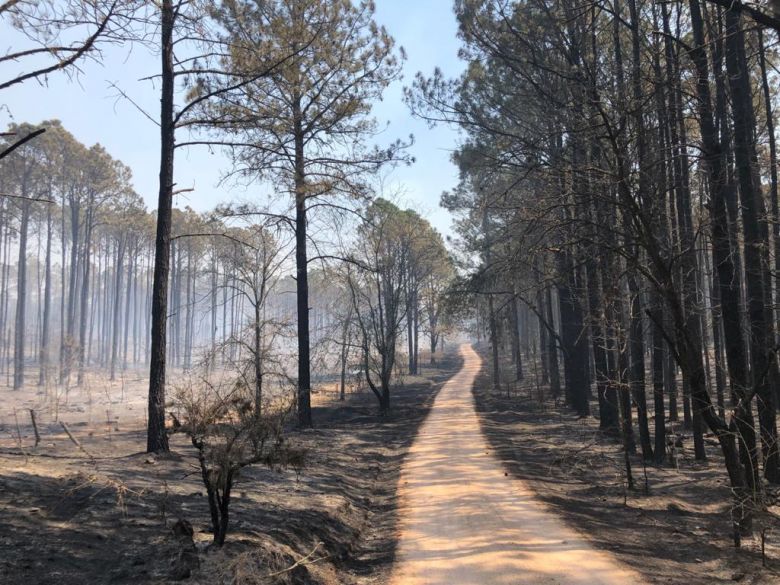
top-left (173, 375), bottom-right (303, 546)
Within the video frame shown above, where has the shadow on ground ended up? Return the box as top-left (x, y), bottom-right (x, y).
top-left (471, 346), bottom-right (780, 585)
top-left (0, 351), bottom-right (462, 585)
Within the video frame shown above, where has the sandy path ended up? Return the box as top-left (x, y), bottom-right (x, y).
top-left (388, 344), bottom-right (644, 585)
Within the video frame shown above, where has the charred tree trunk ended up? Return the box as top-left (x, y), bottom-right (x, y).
top-left (123, 244), bottom-right (135, 370)
top-left (110, 236), bottom-right (125, 381)
top-left (586, 251), bottom-right (616, 433)
top-left (758, 28), bottom-right (780, 399)
top-left (77, 210), bottom-right (94, 386)
top-left (625, 0), bottom-right (654, 462)
top-left (535, 260), bottom-right (550, 385)
top-left (13, 199), bottom-right (30, 390)
top-left (38, 207), bottom-right (52, 387)
top-left (724, 8), bottom-right (780, 483)
top-left (147, 0), bottom-right (175, 453)
top-left (545, 285), bottom-right (561, 397)
top-left (510, 292), bottom-right (523, 381)
top-left (254, 301), bottom-right (263, 415)
top-left (293, 92), bottom-right (312, 428)
top-left (558, 263), bottom-right (590, 417)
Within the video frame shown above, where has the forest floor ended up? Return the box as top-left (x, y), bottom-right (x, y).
top-left (472, 347), bottom-right (780, 585)
top-left (0, 350), bottom-right (461, 585)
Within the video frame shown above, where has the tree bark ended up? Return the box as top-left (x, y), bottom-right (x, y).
top-left (510, 292), bottom-right (523, 381)
top-left (147, 0), bottom-right (175, 453)
top-left (545, 285), bottom-right (561, 397)
top-left (38, 206), bottom-right (52, 387)
top-left (558, 264), bottom-right (590, 417)
top-left (77, 209), bottom-right (94, 386)
top-left (13, 199), bottom-right (30, 390)
top-left (293, 92), bottom-right (312, 427)
top-left (724, 7), bottom-right (780, 483)
top-left (110, 235), bottom-right (125, 381)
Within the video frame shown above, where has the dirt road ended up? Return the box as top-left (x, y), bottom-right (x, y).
top-left (389, 344), bottom-right (644, 585)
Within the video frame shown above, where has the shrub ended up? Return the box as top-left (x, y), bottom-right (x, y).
top-left (173, 376), bottom-right (303, 546)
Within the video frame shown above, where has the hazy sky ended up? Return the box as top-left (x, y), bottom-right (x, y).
top-left (1, 1), bottom-right (465, 237)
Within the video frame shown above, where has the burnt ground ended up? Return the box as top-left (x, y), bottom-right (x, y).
top-left (0, 350), bottom-right (461, 585)
top-left (472, 347), bottom-right (780, 585)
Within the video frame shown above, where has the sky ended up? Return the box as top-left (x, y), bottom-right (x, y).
top-left (0, 0), bottom-right (465, 238)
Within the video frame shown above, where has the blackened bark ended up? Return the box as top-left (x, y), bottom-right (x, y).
top-left (210, 251), bottom-right (217, 353)
top-left (758, 28), bottom-right (780, 391)
top-left (627, 0), bottom-right (653, 461)
top-left (413, 289), bottom-right (419, 373)
top-left (510, 293), bottom-right (523, 381)
top-left (487, 292), bottom-right (500, 391)
top-left (123, 248), bottom-right (134, 369)
top-left (339, 309), bottom-right (351, 401)
top-left (724, 8), bottom-right (780, 483)
top-left (406, 275), bottom-right (414, 374)
top-left (184, 245), bottom-right (192, 369)
top-left (651, 299), bottom-right (666, 465)
top-left (170, 241), bottom-right (179, 366)
top-left (586, 254), bottom-right (616, 433)
top-left (482, 208), bottom-right (500, 391)
top-left (293, 93), bottom-right (312, 427)
top-left (704, 242), bottom-right (727, 419)
top-left (684, 0), bottom-right (756, 508)
top-left (670, 44), bottom-right (705, 457)
top-left (535, 260), bottom-right (550, 385)
top-left (545, 285), bottom-right (561, 397)
top-left (38, 207), bottom-right (52, 386)
top-left (629, 282), bottom-right (653, 460)
top-left (254, 301), bottom-right (263, 415)
top-left (616, 302), bottom-right (636, 454)
top-left (147, 0), bottom-right (174, 453)
top-left (61, 199), bottom-right (80, 384)
top-left (77, 209), bottom-right (94, 386)
top-left (110, 236), bottom-right (125, 381)
top-left (538, 290), bottom-right (549, 384)
top-left (558, 266), bottom-right (590, 417)
top-left (13, 200), bottom-right (30, 390)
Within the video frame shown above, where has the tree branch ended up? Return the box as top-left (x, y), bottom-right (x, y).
top-left (0, 128), bottom-right (46, 160)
